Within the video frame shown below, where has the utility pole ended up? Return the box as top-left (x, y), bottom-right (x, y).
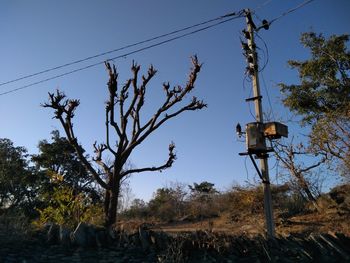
top-left (242, 9), bottom-right (275, 238)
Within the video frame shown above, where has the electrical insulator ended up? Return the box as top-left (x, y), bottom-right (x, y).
top-left (262, 19), bottom-right (269, 30)
top-left (241, 42), bottom-right (249, 51)
top-left (242, 29), bottom-right (250, 39)
top-left (246, 55), bottom-right (253, 64)
top-left (246, 66), bottom-right (254, 75)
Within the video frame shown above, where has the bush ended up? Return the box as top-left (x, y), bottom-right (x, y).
top-left (280, 193), bottom-right (308, 217)
top-left (36, 185), bottom-right (103, 228)
top-left (0, 209), bottom-right (34, 243)
top-left (227, 186), bottom-right (264, 222)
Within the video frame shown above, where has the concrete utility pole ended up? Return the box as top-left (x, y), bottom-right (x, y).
top-left (244, 9), bottom-right (275, 238)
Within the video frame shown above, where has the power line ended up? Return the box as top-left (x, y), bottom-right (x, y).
top-left (255, 0), bottom-right (274, 11)
top-left (268, 0), bottom-right (315, 26)
top-left (0, 11), bottom-right (241, 88)
top-left (255, 32), bottom-right (269, 72)
top-left (0, 0), bottom-right (317, 97)
top-left (0, 15), bottom-right (244, 96)
top-left (261, 72), bottom-right (276, 121)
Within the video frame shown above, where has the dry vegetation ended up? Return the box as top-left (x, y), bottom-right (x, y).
top-left (119, 183), bottom-right (350, 237)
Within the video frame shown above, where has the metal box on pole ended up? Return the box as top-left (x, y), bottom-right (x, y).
top-left (246, 122), bottom-right (266, 153)
top-left (264, 122), bottom-right (288, 139)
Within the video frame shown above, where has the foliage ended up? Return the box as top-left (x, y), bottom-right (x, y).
top-left (0, 138), bottom-right (44, 214)
top-left (149, 187), bottom-right (181, 221)
top-left (279, 32), bottom-right (350, 177)
top-left (188, 181), bottom-right (219, 220)
top-left (36, 184), bottom-right (103, 228)
top-left (32, 130), bottom-right (101, 202)
top-left (0, 209), bottom-right (35, 242)
top-left (309, 105), bottom-right (350, 177)
top-left (188, 181), bottom-right (217, 197)
top-left (280, 32), bottom-right (350, 123)
top-left (122, 198), bottom-right (148, 219)
top-left (279, 192), bottom-right (308, 217)
top-left (227, 185), bottom-right (264, 222)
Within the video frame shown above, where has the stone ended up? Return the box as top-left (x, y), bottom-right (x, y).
top-left (138, 226), bottom-right (151, 251)
top-left (47, 223), bottom-right (59, 244)
top-left (71, 222), bottom-right (89, 247)
top-left (86, 225), bottom-right (97, 247)
top-left (59, 225), bottom-right (71, 246)
top-left (96, 229), bottom-right (108, 247)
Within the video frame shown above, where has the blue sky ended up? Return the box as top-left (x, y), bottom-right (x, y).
top-left (1, 0), bottom-right (349, 201)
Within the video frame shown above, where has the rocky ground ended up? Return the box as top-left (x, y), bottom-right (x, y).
top-left (1, 221), bottom-right (350, 262)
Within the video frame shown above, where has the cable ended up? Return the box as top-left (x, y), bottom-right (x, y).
top-left (268, 0), bottom-right (315, 26)
top-left (254, 31), bottom-right (276, 121)
top-left (255, 32), bottom-right (269, 72)
top-left (261, 72), bottom-right (276, 121)
top-left (0, 11), bottom-right (241, 88)
top-left (0, 15), bottom-right (244, 96)
top-left (244, 156), bottom-right (250, 181)
top-left (255, 0), bottom-right (274, 11)
top-left (0, 0), bottom-right (317, 96)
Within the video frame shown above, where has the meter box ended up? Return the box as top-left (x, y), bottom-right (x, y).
top-left (246, 122), bottom-right (265, 153)
top-left (264, 122), bottom-right (288, 139)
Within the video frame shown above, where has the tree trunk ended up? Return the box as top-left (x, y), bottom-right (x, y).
top-left (293, 170), bottom-right (319, 210)
top-left (105, 177), bottom-right (121, 227)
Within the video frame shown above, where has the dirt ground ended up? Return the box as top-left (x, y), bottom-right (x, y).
top-left (145, 209), bottom-right (350, 237)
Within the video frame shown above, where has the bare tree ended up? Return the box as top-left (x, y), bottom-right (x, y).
top-left (118, 179), bottom-right (135, 213)
top-left (43, 56), bottom-right (206, 227)
top-left (271, 138), bottom-right (327, 209)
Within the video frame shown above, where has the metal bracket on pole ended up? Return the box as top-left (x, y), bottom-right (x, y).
top-left (239, 152), bottom-right (270, 184)
top-left (245, 95), bottom-right (262, 102)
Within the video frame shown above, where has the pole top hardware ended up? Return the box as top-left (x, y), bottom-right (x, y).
top-left (245, 95), bottom-right (262, 102)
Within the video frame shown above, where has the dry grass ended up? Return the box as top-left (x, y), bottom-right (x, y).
top-left (146, 207), bottom-right (350, 238)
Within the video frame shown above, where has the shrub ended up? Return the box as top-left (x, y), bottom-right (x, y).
top-left (36, 185), bottom-right (103, 228)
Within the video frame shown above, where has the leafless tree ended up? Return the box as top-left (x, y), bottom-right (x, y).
top-left (271, 137), bottom-right (327, 209)
top-left (42, 56), bottom-right (206, 227)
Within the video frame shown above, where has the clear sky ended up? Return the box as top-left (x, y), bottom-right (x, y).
top-left (1, 0), bottom-right (349, 201)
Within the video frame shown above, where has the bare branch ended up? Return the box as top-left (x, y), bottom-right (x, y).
top-left (105, 62), bottom-right (122, 138)
top-left (105, 108), bottom-right (117, 156)
top-left (92, 141), bottom-right (110, 171)
top-left (42, 90), bottom-right (109, 189)
top-left (127, 56), bottom-right (206, 152)
top-left (121, 142), bottom-right (176, 177)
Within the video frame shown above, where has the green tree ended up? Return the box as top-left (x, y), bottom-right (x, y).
top-left (32, 130), bottom-right (101, 202)
top-left (148, 188), bottom-right (176, 221)
top-left (123, 198), bottom-right (148, 219)
top-left (0, 138), bottom-right (42, 213)
top-left (43, 57), bottom-right (206, 227)
top-left (280, 32), bottom-right (350, 123)
top-left (188, 181), bottom-right (218, 220)
top-left (37, 185), bottom-right (103, 228)
top-left (279, 32), bottom-right (350, 178)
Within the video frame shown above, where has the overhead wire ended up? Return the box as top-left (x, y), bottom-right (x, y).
top-left (0, 13), bottom-right (244, 96)
top-left (268, 0), bottom-right (315, 26)
top-left (0, 0), bottom-right (317, 97)
top-left (261, 73), bottom-right (277, 121)
top-left (255, 0), bottom-right (274, 11)
top-left (255, 32), bottom-right (269, 73)
top-left (255, 31), bottom-right (276, 121)
top-left (0, 11), bottom-right (240, 88)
